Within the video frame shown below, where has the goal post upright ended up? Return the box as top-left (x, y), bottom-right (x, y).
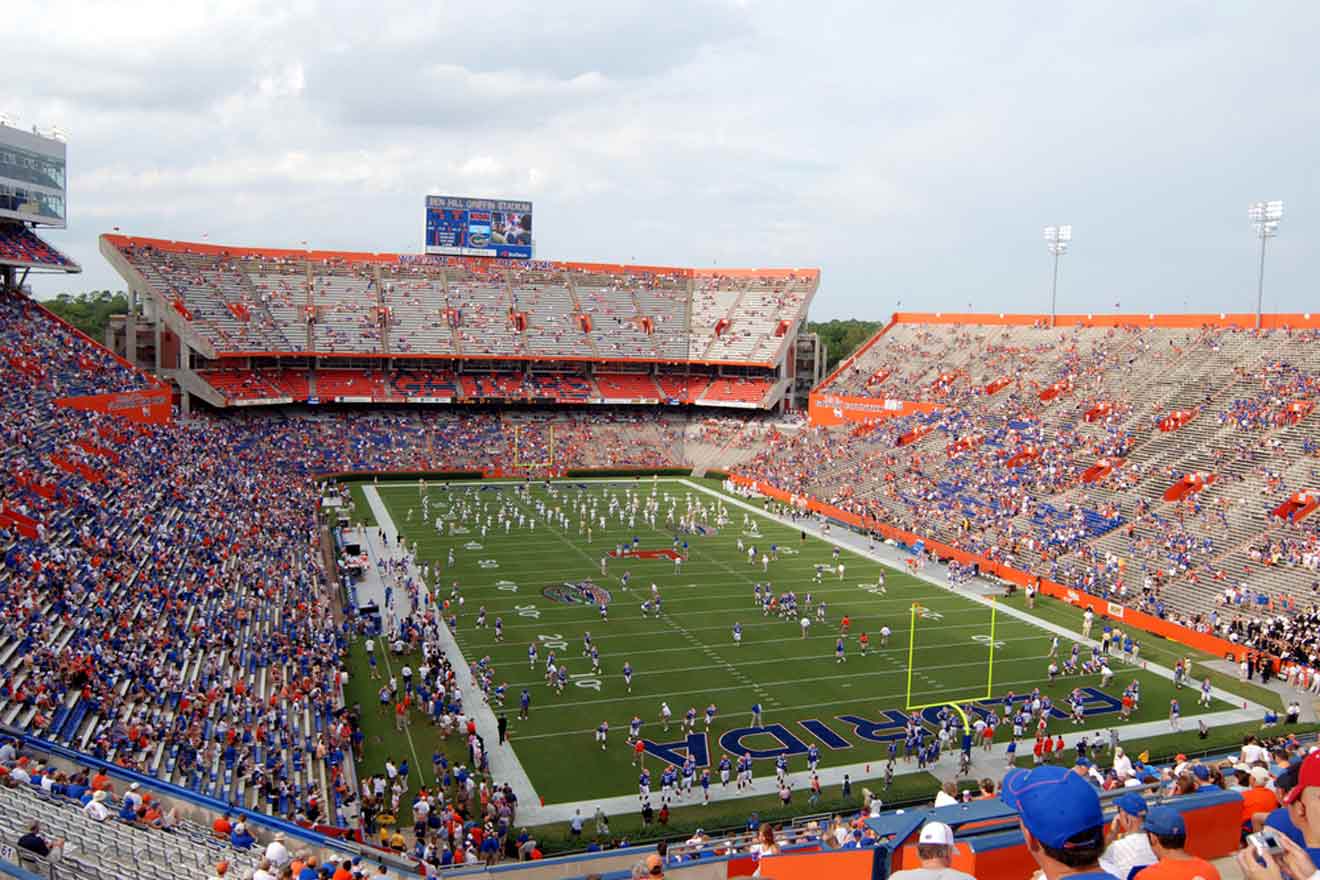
top-left (903, 596), bottom-right (998, 727)
top-left (904, 601), bottom-right (919, 713)
top-left (512, 424), bottom-right (554, 470)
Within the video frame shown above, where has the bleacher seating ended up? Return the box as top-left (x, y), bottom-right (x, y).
top-left (702, 376), bottom-right (773, 405)
top-left (740, 316), bottom-right (1320, 647)
top-left (595, 373), bottom-right (661, 402)
top-left (0, 286), bottom-right (777, 855)
top-left (199, 368), bottom-right (308, 402)
top-left (0, 224), bottom-right (77, 269)
top-left (107, 235), bottom-right (818, 369)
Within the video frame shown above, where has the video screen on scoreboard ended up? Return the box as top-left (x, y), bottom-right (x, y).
top-left (425, 195), bottom-right (532, 259)
top-left (0, 125), bottom-right (67, 227)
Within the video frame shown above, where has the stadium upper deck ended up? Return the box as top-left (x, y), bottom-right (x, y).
top-left (101, 234), bottom-right (818, 369)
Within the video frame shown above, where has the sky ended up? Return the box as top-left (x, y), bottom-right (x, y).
top-left (7, 0), bottom-right (1319, 320)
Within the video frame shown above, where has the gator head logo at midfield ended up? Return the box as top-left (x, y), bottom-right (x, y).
top-left (543, 579), bottom-right (613, 606)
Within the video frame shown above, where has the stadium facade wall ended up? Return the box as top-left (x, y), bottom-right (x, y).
top-left (727, 475), bottom-right (1249, 662)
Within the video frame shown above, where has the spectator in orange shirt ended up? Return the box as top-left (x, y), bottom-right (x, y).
top-left (332, 860), bottom-right (354, 880)
top-left (212, 811), bottom-right (233, 839)
top-left (1239, 766), bottom-right (1280, 826)
top-left (1135, 806), bottom-right (1220, 880)
top-left (90, 770), bottom-right (112, 792)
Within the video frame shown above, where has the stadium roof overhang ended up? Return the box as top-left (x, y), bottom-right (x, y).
top-left (1, 258), bottom-right (82, 274)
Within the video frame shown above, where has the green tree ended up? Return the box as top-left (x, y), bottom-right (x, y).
top-left (807, 319), bottom-right (883, 373)
top-left (39, 290), bottom-right (129, 340)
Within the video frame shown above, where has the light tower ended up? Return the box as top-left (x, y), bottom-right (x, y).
top-left (1043, 225), bottom-right (1072, 328)
top-left (1248, 200), bottom-right (1283, 330)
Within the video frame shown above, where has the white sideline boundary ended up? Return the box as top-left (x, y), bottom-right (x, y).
top-left (349, 477), bottom-right (1266, 826)
top-left (360, 485), bottom-right (544, 818)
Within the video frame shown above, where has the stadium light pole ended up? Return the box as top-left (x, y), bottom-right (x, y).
top-left (1248, 200), bottom-right (1283, 331)
top-left (1043, 225), bottom-right (1072, 329)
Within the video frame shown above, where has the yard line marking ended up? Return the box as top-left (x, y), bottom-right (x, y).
top-left (508, 672), bottom-right (1251, 742)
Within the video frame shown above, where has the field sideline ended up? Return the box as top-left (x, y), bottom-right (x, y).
top-left (343, 476), bottom-right (1253, 811)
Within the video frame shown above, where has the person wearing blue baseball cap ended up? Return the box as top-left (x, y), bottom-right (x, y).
top-left (1136, 806), bottom-right (1220, 879)
top-left (1001, 765), bottom-right (1118, 879)
top-left (1100, 792), bottom-right (1156, 880)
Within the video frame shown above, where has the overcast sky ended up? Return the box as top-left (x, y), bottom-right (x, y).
top-left (9, 1), bottom-right (1319, 319)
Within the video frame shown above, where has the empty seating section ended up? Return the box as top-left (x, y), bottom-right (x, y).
top-left (389, 368), bottom-right (460, 398)
top-left (510, 270), bottom-right (582, 356)
top-left (245, 266), bottom-right (307, 351)
top-left (108, 238), bottom-right (818, 369)
top-left (573, 274), bottom-right (656, 359)
top-left (192, 367), bottom-right (781, 408)
top-left (379, 266), bottom-right (452, 355)
top-left (315, 368), bottom-right (388, 400)
top-left (199, 369), bottom-right (309, 402)
top-left (0, 223), bottom-right (76, 268)
top-left (312, 263), bottom-right (379, 353)
top-left (702, 376), bottom-right (773, 404)
top-left (657, 375), bottom-right (712, 402)
top-left (0, 782), bottom-right (270, 880)
top-left (688, 276), bottom-right (742, 360)
top-left (739, 319), bottom-right (1320, 639)
top-left (596, 373), bottom-right (662, 401)
top-left (633, 275), bottom-right (691, 359)
top-left (449, 269), bottom-right (522, 357)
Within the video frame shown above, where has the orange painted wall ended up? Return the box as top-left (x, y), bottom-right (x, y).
top-left (753, 848), bottom-right (872, 879)
top-left (807, 392), bottom-right (942, 426)
top-left (55, 387), bottom-right (173, 426)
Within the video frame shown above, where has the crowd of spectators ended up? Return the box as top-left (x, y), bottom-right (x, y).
top-left (0, 223), bottom-right (76, 268)
top-left (739, 320), bottom-right (1320, 645)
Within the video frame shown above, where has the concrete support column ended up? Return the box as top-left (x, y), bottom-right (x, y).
top-left (125, 288), bottom-right (139, 367)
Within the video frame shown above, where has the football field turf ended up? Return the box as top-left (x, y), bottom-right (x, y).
top-left (352, 477), bottom-right (1230, 806)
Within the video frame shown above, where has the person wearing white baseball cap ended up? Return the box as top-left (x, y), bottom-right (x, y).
top-left (888, 821), bottom-right (975, 880)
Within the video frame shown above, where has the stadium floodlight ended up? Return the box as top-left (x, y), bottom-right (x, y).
top-left (1043, 225), bottom-right (1072, 328)
top-left (1248, 200), bottom-right (1283, 330)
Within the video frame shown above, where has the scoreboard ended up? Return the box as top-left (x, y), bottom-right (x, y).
top-left (425, 195), bottom-right (533, 259)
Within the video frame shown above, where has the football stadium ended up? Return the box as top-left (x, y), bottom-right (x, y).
top-left (3, 11), bottom-right (1320, 880)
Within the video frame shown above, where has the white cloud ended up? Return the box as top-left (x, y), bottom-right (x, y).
top-left (8, 0), bottom-right (1319, 320)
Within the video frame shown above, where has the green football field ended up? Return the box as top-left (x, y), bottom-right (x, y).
top-left (347, 477), bottom-right (1230, 805)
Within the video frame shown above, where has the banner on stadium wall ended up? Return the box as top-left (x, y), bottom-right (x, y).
top-left (807, 391), bottom-right (941, 427)
top-left (728, 473), bottom-right (1248, 662)
top-left (234, 397), bottom-right (293, 407)
top-left (54, 387), bottom-right (171, 426)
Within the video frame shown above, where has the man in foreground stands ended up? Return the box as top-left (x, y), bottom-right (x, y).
top-left (1001, 765), bottom-right (1119, 879)
top-left (888, 821), bottom-right (975, 880)
top-left (1134, 806), bottom-right (1220, 880)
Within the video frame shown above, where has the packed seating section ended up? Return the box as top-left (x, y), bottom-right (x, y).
top-left (0, 223), bottom-right (77, 269)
